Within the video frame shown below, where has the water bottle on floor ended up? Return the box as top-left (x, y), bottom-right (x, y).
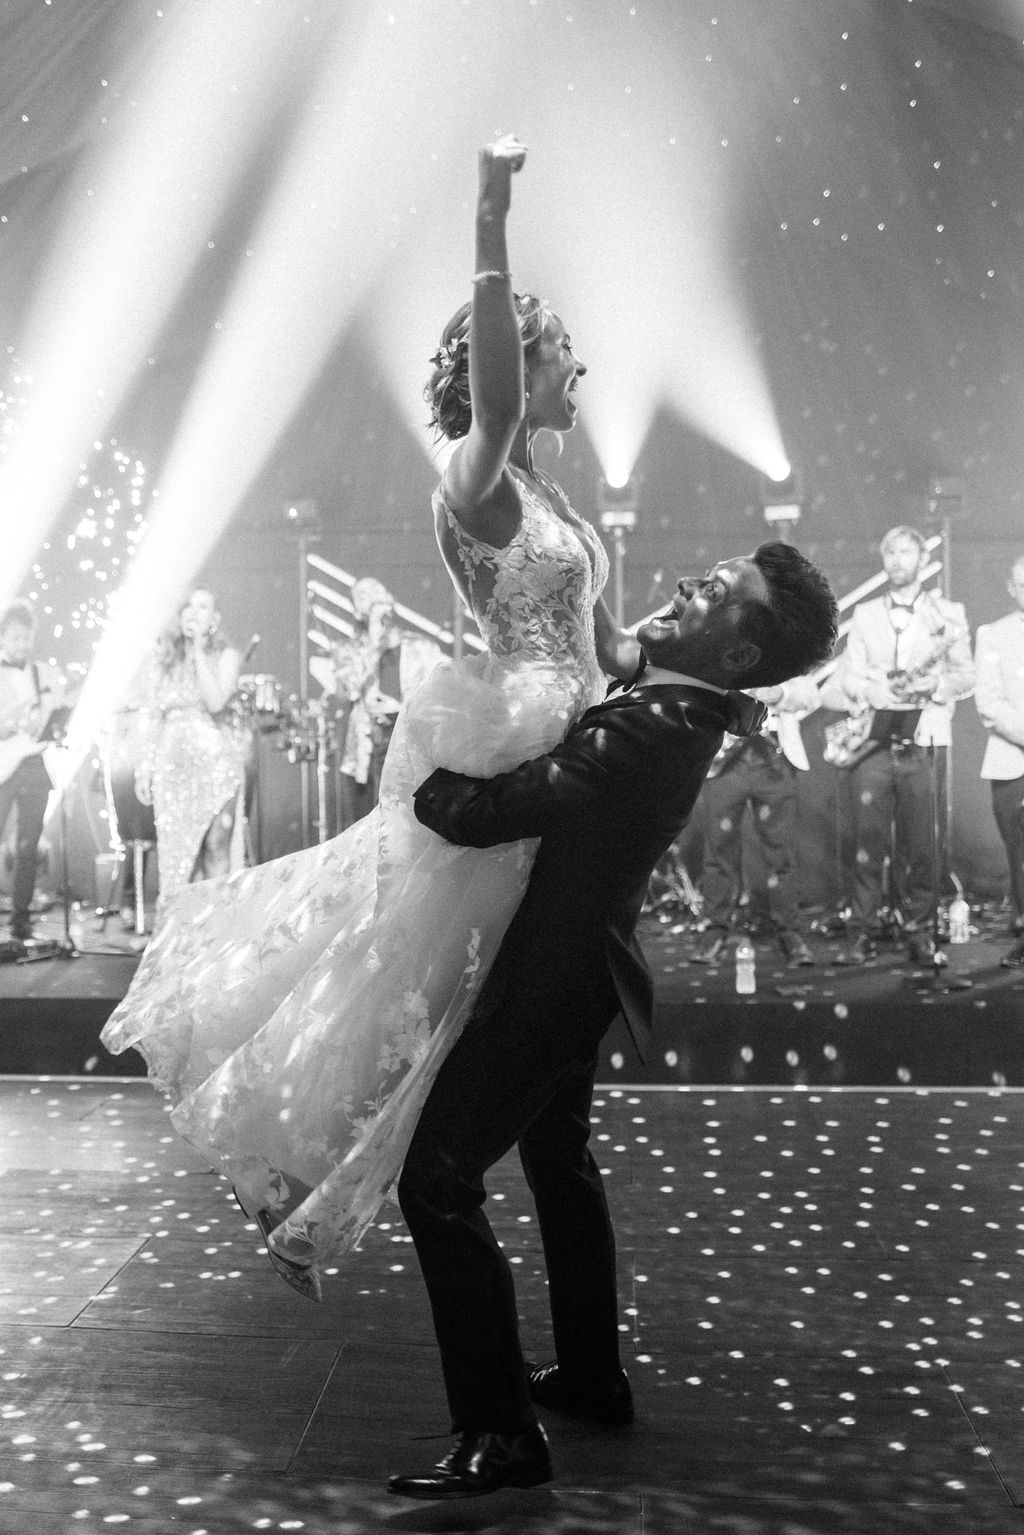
top-left (948, 894), bottom-right (970, 944)
top-left (735, 937), bottom-right (756, 994)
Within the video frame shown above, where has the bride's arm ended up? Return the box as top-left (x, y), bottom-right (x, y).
top-left (593, 595), bottom-right (642, 682)
top-left (444, 137), bottom-right (528, 518)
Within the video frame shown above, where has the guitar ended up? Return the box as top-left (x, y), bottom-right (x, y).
top-left (0, 698), bottom-right (72, 785)
top-left (823, 625), bottom-right (964, 770)
top-left (821, 710), bottom-right (877, 770)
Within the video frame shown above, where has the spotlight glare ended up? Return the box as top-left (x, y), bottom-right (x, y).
top-left (602, 463), bottom-right (633, 492)
top-left (0, 0), bottom-right (317, 615)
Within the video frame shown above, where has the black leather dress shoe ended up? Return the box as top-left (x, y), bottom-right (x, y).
top-left (1001, 937), bottom-right (1024, 969)
top-left (691, 930), bottom-right (728, 964)
top-left (387, 1425), bottom-right (552, 1500)
top-left (528, 1362), bottom-right (634, 1425)
top-left (834, 932), bottom-right (877, 966)
top-left (778, 930), bottom-right (814, 967)
top-left (906, 934), bottom-right (945, 967)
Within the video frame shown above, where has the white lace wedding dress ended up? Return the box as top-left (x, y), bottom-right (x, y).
top-left (100, 473), bottom-right (609, 1275)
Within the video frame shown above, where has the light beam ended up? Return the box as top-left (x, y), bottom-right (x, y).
top-left (0, 0), bottom-right (321, 614)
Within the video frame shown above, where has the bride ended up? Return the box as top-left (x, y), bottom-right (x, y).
top-left (100, 136), bottom-right (640, 1299)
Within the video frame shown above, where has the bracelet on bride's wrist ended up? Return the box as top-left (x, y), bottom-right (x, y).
top-left (471, 269), bottom-right (512, 285)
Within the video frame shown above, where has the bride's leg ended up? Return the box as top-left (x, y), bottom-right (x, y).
top-left (196, 798), bottom-right (237, 881)
top-left (231, 1186), bottom-right (322, 1303)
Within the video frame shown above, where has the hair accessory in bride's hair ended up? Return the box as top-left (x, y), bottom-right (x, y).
top-left (431, 336), bottom-right (466, 369)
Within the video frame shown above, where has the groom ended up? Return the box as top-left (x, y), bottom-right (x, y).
top-left (389, 541), bottom-right (838, 1500)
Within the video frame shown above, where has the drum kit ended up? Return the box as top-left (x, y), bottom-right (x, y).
top-left (235, 675), bottom-right (344, 847)
top-left (233, 673), bottom-right (340, 769)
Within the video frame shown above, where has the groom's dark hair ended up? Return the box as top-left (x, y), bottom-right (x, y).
top-left (737, 542), bottom-right (838, 687)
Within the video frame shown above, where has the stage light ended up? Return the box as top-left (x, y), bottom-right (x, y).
top-left (600, 460), bottom-right (637, 494)
top-left (284, 499), bottom-right (322, 532)
top-left (927, 476), bottom-right (965, 504)
top-left (759, 467), bottom-right (804, 540)
top-left (765, 459), bottom-right (794, 484)
top-left (597, 475), bottom-right (640, 534)
top-left (597, 475), bottom-right (640, 627)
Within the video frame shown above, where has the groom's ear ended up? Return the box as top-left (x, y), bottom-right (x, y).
top-left (720, 639), bottom-right (761, 678)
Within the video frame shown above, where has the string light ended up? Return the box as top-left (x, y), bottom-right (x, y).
top-left (3, 352), bottom-right (153, 676)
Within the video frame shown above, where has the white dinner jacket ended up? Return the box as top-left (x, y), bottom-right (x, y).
top-left (974, 611), bottom-right (1024, 780)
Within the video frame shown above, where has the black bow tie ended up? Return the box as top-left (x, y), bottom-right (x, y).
top-left (605, 651), bottom-right (648, 698)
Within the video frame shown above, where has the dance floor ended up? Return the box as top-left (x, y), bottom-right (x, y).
top-left (4, 1077), bottom-right (1024, 1532)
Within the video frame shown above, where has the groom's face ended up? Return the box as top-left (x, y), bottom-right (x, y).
top-left (637, 556), bottom-right (767, 681)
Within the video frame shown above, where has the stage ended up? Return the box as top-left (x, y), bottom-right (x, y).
top-left (2, 903), bottom-right (1022, 1087)
top-left (2, 1076), bottom-right (1024, 1531)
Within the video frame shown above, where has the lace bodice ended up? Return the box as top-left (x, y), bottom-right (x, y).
top-left (434, 471), bottom-right (610, 717)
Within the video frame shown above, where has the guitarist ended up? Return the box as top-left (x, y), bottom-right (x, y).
top-left (0, 601), bottom-right (65, 943)
top-left (834, 527), bottom-right (973, 965)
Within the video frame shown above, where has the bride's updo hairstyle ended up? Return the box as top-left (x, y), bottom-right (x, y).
top-left (425, 292), bottom-right (547, 442)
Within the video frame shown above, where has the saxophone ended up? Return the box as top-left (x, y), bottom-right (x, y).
top-left (823, 624), bottom-right (964, 769)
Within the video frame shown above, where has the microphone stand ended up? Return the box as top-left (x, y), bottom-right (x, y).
top-left (908, 742), bottom-right (971, 993)
top-left (52, 737), bottom-right (79, 959)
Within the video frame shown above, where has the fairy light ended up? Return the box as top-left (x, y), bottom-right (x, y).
top-left (23, 437), bottom-right (152, 673)
top-left (1, 354), bottom-right (153, 673)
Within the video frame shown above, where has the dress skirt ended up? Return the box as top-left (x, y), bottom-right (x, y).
top-left (101, 651), bottom-right (585, 1271)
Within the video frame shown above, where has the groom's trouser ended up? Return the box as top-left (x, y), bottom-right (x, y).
top-left (397, 974), bottom-right (624, 1435)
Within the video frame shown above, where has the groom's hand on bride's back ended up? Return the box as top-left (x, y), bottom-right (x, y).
top-left (413, 767), bottom-right (484, 843)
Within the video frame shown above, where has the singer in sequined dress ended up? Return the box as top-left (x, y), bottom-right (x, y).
top-left (133, 586), bottom-right (247, 909)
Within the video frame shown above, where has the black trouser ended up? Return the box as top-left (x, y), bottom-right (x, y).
top-left (700, 746), bottom-right (800, 933)
top-left (397, 974), bottom-right (623, 1435)
top-left (849, 743), bottom-right (947, 929)
top-left (0, 756), bottom-right (50, 923)
top-left (990, 774), bottom-right (1024, 927)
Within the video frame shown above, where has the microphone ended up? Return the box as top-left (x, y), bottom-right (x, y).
top-left (240, 633), bottom-right (261, 667)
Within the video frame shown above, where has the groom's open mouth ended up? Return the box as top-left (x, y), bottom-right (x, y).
top-left (643, 606), bottom-right (677, 637)
top-left (643, 595), bottom-right (685, 636)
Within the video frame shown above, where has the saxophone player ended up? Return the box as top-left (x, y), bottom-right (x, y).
top-left (974, 552), bottom-right (1024, 967)
top-left (834, 526), bottom-right (974, 964)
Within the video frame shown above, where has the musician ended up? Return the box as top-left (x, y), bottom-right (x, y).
top-left (974, 552), bottom-right (1024, 967)
top-left (319, 578), bottom-right (442, 829)
top-left (833, 526), bottom-right (973, 964)
top-left (692, 674), bottom-right (820, 966)
top-left (0, 601), bottom-right (65, 942)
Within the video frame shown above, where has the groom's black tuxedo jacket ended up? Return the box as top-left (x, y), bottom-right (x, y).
top-left (414, 682), bottom-right (766, 1056)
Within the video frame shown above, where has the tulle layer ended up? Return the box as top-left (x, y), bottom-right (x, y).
top-left (100, 653), bottom-right (588, 1270)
